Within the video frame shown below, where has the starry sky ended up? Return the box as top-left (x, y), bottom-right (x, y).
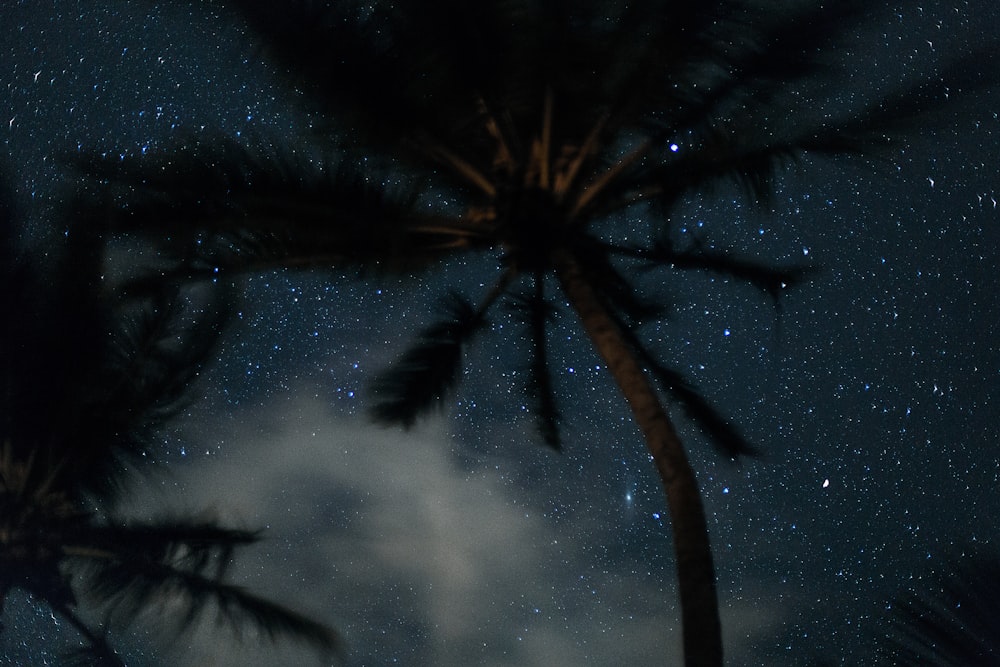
top-left (2, 1), bottom-right (999, 665)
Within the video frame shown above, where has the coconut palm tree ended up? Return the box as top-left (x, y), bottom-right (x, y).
top-left (0, 183), bottom-right (339, 664)
top-left (72, 1), bottom-right (983, 663)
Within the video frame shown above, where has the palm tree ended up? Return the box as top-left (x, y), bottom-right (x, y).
top-left (72, 1), bottom-right (981, 663)
top-left (0, 182), bottom-right (339, 664)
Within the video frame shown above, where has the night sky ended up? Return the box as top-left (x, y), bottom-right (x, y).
top-left (3, 1), bottom-right (1000, 665)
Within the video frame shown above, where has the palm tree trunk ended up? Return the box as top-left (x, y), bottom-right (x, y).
top-left (552, 247), bottom-right (723, 667)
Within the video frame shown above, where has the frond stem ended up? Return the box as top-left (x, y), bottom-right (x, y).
top-left (419, 141), bottom-right (496, 197)
top-left (554, 112), bottom-right (608, 200)
top-left (570, 139), bottom-right (651, 220)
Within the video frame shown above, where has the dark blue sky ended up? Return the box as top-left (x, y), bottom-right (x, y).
top-left (2, 1), bottom-right (999, 665)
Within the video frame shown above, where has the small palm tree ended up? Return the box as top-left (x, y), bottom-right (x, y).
top-left (73, 1), bottom-right (977, 663)
top-left (0, 185), bottom-right (339, 664)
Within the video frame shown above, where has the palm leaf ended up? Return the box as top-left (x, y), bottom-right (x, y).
top-left (65, 289), bottom-right (230, 502)
top-left (195, 1), bottom-right (531, 164)
top-left (620, 40), bottom-right (996, 217)
top-left (572, 239), bottom-right (668, 324)
top-left (69, 140), bottom-right (467, 286)
top-left (609, 240), bottom-right (813, 300)
top-left (647, 364), bottom-right (760, 459)
top-left (639, 1), bottom-right (873, 141)
top-left (1, 223), bottom-right (111, 489)
top-left (50, 602), bottom-right (126, 667)
top-left (2, 171), bottom-right (338, 663)
top-left (607, 311), bottom-right (759, 459)
top-left (370, 292), bottom-right (488, 427)
top-left (630, 124), bottom-right (819, 212)
top-left (508, 274), bottom-right (561, 449)
top-left (882, 550), bottom-right (1000, 666)
top-left (78, 519), bottom-right (259, 578)
top-left (84, 558), bottom-right (341, 657)
top-left (70, 519), bottom-right (341, 658)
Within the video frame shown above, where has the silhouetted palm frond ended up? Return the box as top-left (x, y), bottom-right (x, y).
top-left (880, 550), bottom-right (1000, 666)
top-left (608, 240), bottom-right (813, 301)
top-left (70, 140), bottom-right (465, 287)
top-left (607, 311), bottom-right (759, 459)
top-left (61, 288), bottom-right (231, 503)
top-left (509, 275), bottom-right (562, 449)
top-left (70, 519), bottom-right (340, 657)
top-left (51, 604), bottom-right (125, 667)
top-left (370, 292), bottom-right (489, 426)
top-left (652, 365), bottom-right (760, 459)
top-left (572, 239), bottom-right (669, 325)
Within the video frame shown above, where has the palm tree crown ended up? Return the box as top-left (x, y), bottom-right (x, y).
top-left (74, 1), bottom-right (970, 664)
top-left (0, 183), bottom-right (339, 664)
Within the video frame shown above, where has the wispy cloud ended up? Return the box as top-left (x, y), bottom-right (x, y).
top-left (128, 390), bottom-right (785, 666)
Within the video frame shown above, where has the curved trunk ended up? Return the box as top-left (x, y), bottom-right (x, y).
top-left (552, 247), bottom-right (722, 667)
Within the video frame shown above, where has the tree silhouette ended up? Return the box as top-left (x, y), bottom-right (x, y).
top-left (877, 549), bottom-right (1000, 666)
top-left (0, 181), bottom-right (339, 664)
top-left (71, 1), bottom-right (985, 664)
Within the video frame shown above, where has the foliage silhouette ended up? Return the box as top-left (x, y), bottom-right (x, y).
top-left (878, 549), bottom-right (1000, 666)
top-left (0, 181), bottom-right (340, 664)
top-left (71, 1), bottom-right (990, 664)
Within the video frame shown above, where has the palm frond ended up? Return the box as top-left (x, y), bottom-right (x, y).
top-left (627, 124), bottom-right (816, 212)
top-left (69, 139), bottom-right (466, 286)
top-left (607, 313), bottom-right (759, 459)
top-left (66, 289), bottom-right (230, 502)
top-left (1, 261), bottom-right (226, 505)
top-left (1, 221), bottom-right (110, 482)
top-left (606, 41), bottom-right (995, 217)
top-left (370, 292), bottom-right (489, 427)
top-left (69, 518), bottom-right (341, 658)
top-left (50, 602), bottom-right (125, 667)
top-left (882, 550), bottom-right (1000, 666)
top-left (647, 364), bottom-right (760, 459)
top-left (508, 274), bottom-right (561, 449)
top-left (609, 240), bottom-right (813, 300)
top-left (592, 0), bottom-right (762, 132)
top-left (209, 0), bottom-right (527, 160)
top-left (800, 46), bottom-right (1000, 156)
top-left (77, 518), bottom-right (259, 578)
top-left (200, 578), bottom-right (342, 658)
top-left (83, 558), bottom-right (341, 658)
top-left (572, 239), bottom-right (667, 324)
top-left (2, 171), bottom-right (340, 663)
top-left (641, 1), bottom-right (873, 140)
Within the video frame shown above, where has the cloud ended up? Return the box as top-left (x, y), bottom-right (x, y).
top-left (126, 390), bottom-right (785, 666)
